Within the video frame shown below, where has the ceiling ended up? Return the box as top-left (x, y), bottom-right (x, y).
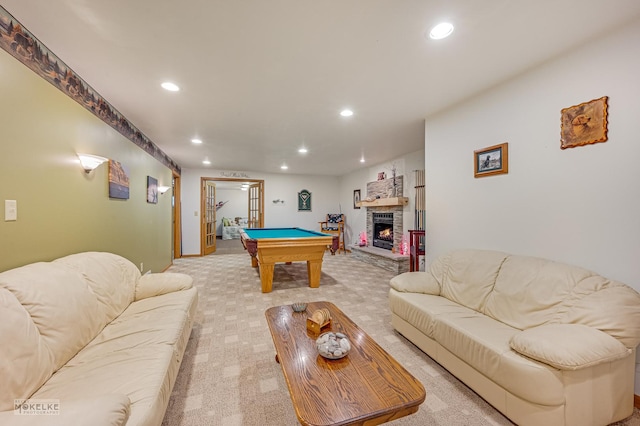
top-left (3, 1), bottom-right (640, 176)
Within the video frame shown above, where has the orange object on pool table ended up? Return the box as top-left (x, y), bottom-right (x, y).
top-left (240, 227), bottom-right (338, 293)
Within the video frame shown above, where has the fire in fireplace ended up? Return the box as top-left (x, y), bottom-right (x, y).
top-left (372, 212), bottom-right (394, 250)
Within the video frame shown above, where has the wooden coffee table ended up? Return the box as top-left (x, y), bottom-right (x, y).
top-left (265, 301), bottom-right (425, 426)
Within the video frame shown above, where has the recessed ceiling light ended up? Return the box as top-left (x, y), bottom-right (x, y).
top-left (360, 158), bottom-right (366, 163)
top-left (298, 148), bottom-right (308, 154)
top-left (429, 22), bottom-right (454, 40)
top-left (161, 82), bottom-right (180, 92)
top-left (281, 164), bottom-right (288, 170)
top-left (191, 138), bottom-right (202, 144)
top-left (202, 159), bottom-right (211, 165)
top-left (340, 109), bottom-right (354, 117)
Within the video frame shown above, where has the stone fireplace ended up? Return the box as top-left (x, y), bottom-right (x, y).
top-left (351, 175), bottom-right (409, 274)
top-left (372, 212), bottom-right (394, 250)
top-left (366, 207), bottom-right (404, 252)
top-left (364, 175), bottom-right (405, 252)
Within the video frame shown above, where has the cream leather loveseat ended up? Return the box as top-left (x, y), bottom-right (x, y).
top-left (389, 249), bottom-right (640, 426)
top-left (0, 252), bottom-right (198, 426)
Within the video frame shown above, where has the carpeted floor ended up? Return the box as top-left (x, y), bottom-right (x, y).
top-left (210, 237), bottom-right (248, 255)
top-left (162, 247), bottom-right (640, 426)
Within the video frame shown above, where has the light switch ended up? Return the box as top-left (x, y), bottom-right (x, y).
top-left (5, 200), bottom-right (17, 221)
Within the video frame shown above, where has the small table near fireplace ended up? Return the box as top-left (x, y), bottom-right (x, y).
top-left (409, 230), bottom-right (425, 272)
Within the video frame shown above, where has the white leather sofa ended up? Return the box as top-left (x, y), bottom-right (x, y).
top-left (0, 252), bottom-right (198, 426)
top-left (389, 249), bottom-right (640, 426)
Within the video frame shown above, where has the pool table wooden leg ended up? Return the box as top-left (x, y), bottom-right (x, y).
top-left (260, 262), bottom-right (275, 293)
top-left (307, 260), bottom-right (321, 288)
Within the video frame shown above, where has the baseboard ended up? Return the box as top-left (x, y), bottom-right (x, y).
top-left (635, 394), bottom-right (640, 409)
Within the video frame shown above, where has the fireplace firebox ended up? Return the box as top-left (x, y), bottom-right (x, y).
top-left (372, 212), bottom-right (394, 250)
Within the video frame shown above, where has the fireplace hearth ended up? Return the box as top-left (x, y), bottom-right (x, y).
top-left (372, 213), bottom-right (394, 250)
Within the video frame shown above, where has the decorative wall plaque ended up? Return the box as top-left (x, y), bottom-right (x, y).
top-left (298, 189), bottom-right (311, 211)
top-left (560, 96), bottom-right (608, 149)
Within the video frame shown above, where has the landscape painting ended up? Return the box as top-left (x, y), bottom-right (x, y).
top-left (109, 160), bottom-right (130, 199)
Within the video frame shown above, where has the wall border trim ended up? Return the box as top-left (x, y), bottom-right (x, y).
top-left (0, 6), bottom-right (181, 174)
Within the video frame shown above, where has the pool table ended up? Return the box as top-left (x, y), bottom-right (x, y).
top-left (239, 228), bottom-right (339, 293)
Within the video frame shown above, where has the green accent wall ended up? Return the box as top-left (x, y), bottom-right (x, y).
top-left (0, 49), bottom-right (174, 273)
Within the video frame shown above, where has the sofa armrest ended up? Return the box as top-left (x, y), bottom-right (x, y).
top-left (510, 324), bottom-right (631, 370)
top-left (135, 272), bottom-right (193, 301)
top-left (390, 272), bottom-right (441, 295)
top-left (0, 394), bottom-right (130, 426)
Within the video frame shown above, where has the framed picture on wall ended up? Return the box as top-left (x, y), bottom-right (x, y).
top-left (108, 160), bottom-right (130, 199)
top-left (474, 143), bottom-right (508, 178)
top-left (353, 189), bottom-right (361, 209)
top-left (560, 96), bottom-right (608, 149)
top-left (147, 176), bottom-right (158, 204)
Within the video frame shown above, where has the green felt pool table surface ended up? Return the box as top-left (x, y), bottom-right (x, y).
top-left (239, 227), bottom-right (338, 293)
top-left (241, 227), bottom-right (330, 239)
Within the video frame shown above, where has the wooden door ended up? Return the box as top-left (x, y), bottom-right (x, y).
top-left (172, 172), bottom-right (182, 259)
top-left (248, 182), bottom-right (263, 228)
top-left (202, 180), bottom-right (217, 255)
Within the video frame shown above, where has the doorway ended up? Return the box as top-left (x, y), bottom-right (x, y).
top-left (200, 177), bottom-right (264, 255)
top-left (172, 172), bottom-right (182, 259)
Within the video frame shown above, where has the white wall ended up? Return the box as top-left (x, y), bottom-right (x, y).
top-left (425, 19), bottom-right (640, 288)
top-left (180, 168), bottom-right (339, 255)
top-left (424, 19), bottom-right (640, 391)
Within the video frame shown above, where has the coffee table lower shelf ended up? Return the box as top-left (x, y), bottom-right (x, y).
top-left (265, 301), bottom-right (426, 426)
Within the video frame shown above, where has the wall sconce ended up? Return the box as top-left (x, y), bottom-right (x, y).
top-left (77, 153), bottom-right (108, 173)
top-left (158, 186), bottom-right (171, 194)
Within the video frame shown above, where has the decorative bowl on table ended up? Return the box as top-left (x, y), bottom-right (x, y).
top-left (291, 302), bottom-right (308, 313)
top-left (316, 332), bottom-right (351, 359)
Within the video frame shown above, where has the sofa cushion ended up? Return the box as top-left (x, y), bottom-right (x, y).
top-left (483, 254), bottom-right (640, 348)
top-left (390, 272), bottom-right (439, 294)
top-left (0, 262), bottom-right (111, 410)
top-left (53, 252), bottom-right (140, 323)
top-left (439, 249), bottom-right (508, 312)
top-left (389, 290), bottom-right (475, 339)
top-left (510, 324), bottom-right (631, 370)
top-left (431, 309), bottom-right (565, 405)
top-left (135, 272), bottom-right (193, 301)
top-left (0, 287), bottom-right (55, 411)
top-left (80, 289), bottom-right (197, 362)
top-left (483, 255), bottom-right (593, 329)
top-left (563, 277), bottom-right (640, 348)
top-left (33, 345), bottom-right (176, 426)
top-left (32, 288), bottom-right (197, 426)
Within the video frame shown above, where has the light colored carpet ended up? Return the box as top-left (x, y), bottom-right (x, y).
top-left (162, 251), bottom-right (640, 426)
top-left (210, 238), bottom-right (247, 255)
